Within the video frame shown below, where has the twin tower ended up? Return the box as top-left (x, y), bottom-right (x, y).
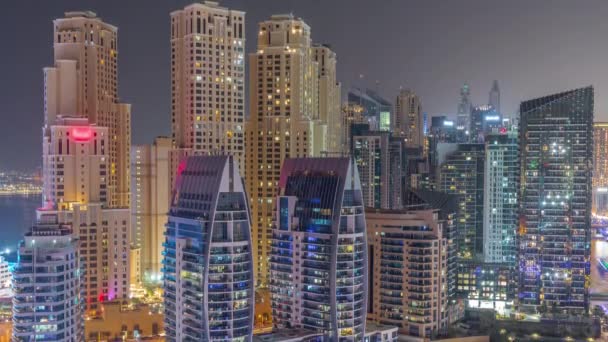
top-left (164, 155), bottom-right (368, 341)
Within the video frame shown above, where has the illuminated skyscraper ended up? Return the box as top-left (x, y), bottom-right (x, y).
top-left (394, 89), bottom-right (423, 147)
top-left (40, 11), bottom-right (131, 310)
top-left (438, 144), bottom-right (485, 260)
top-left (131, 137), bottom-right (172, 283)
top-left (163, 155), bottom-right (254, 341)
top-left (483, 130), bottom-right (519, 264)
top-left (270, 157), bottom-right (367, 340)
top-left (12, 223), bottom-right (84, 342)
top-left (170, 2), bottom-right (246, 169)
top-left (48, 11), bottom-right (131, 207)
top-left (489, 80), bottom-right (500, 114)
top-left (352, 127), bottom-right (405, 209)
top-left (245, 14), bottom-right (332, 286)
top-left (347, 88), bottom-right (392, 132)
top-left (593, 122), bottom-right (608, 189)
top-left (519, 87), bottom-right (593, 314)
top-left (456, 84), bottom-right (472, 142)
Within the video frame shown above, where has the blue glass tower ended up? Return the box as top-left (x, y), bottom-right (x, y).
top-left (270, 157), bottom-right (368, 341)
top-left (163, 155), bottom-right (254, 341)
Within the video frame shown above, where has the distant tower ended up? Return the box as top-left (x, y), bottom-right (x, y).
top-left (394, 89), bottom-right (423, 147)
top-left (163, 155), bottom-right (254, 341)
top-left (456, 84), bottom-right (472, 142)
top-left (489, 80), bottom-right (500, 113)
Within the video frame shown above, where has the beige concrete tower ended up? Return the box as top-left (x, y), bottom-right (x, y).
top-left (394, 89), bottom-right (423, 147)
top-left (246, 14), bottom-right (328, 286)
top-left (42, 11), bottom-right (131, 311)
top-left (170, 2), bottom-right (245, 169)
top-left (131, 137), bottom-right (172, 283)
top-left (48, 11), bottom-right (131, 207)
top-left (313, 44), bottom-right (342, 153)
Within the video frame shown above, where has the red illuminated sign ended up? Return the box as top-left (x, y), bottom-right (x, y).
top-left (70, 127), bottom-right (93, 142)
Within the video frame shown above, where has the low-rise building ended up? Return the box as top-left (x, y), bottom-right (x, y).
top-left (84, 301), bottom-right (164, 341)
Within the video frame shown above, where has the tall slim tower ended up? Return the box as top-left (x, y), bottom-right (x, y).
top-left (131, 137), bottom-right (172, 283)
top-left (270, 158), bottom-right (367, 341)
top-left (245, 14), bottom-right (329, 286)
top-left (593, 122), bottom-right (608, 188)
top-left (170, 2), bottom-right (246, 168)
top-left (519, 87), bottom-right (593, 314)
top-left (394, 89), bottom-right (423, 147)
top-left (313, 44), bottom-right (342, 153)
top-left (456, 84), bottom-right (472, 142)
top-left (483, 130), bottom-right (519, 264)
top-left (489, 80), bottom-right (500, 114)
top-left (49, 11), bottom-right (131, 207)
top-left (163, 155), bottom-right (254, 341)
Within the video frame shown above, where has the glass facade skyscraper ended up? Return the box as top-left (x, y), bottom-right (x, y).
top-left (483, 130), bottom-right (519, 264)
top-left (518, 87), bottom-right (593, 314)
top-left (163, 155), bottom-right (254, 341)
top-left (270, 157), bottom-right (368, 341)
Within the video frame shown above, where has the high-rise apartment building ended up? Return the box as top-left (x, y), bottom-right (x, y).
top-left (246, 14), bottom-right (332, 286)
top-left (163, 155), bottom-right (254, 341)
top-left (170, 2), bottom-right (245, 168)
top-left (489, 80), bottom-right (500, 114)
top-left (456, 84), bottom-right (472, 142)
top-left (438, 144), bottom-right (485, 260)
top-left (12, 223), bottom-right (84, 342)
top-left (48, 11), bottom-right (131, 207)
top-left (519, 87), bottom-right (593, 314)
top-left (352, 127), bottom-right (405, 209)
top-left (313, 44), bottom-right (342, 153)
top-left (41, 11), bottom-right (132, 310)
top-left (270, 158), bottom-right (367, 340)
top-left (593, 122), bottom-right (608, 189)
top-left (394, 89), bottom-right (423, 147)
top-left (131, 137), bottom-right (172, 283)
top-left (366, 208), bottom-right (449, 338)
top-left (483, 130), bottom-right (519, 264)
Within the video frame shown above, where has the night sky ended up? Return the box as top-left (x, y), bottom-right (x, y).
top-left (2, 0), bottom-right (607, 170)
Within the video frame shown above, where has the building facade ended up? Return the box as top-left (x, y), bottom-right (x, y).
top-left (48, 11), bottom-right (131, 207)
top-left (593, 122), bottom-right (608, 189)
top-left (518, 87), bottom-right (593, 314)
top-left (438, 144), bottom-right (485, 261)
top-left (170, 2), bottom-right (246, 168)
top-left (470, 105), bottom-right (502, 143)
top-left (394, 89), bottom-right (423, 147)
top-left (245, 14), bottom-right (331, 286)
top-left (488, 80), bottom-right (500, 114)
top-left (270, 158), bottom-right (367, 340)
top-left (131, 137), bottom-right (172, 283)
top-left (163, 155), bottom-right (254, 341)
top-left (483, 130), bottom-right (519, 264)
top-left (352, 128), bottom-right (405, 210)
top-left (366, 209), bottom-right (449, 338)
top-left (347, 88), bottom-right (392, 132)
top-left (12, 224), bottom-right (84, 342)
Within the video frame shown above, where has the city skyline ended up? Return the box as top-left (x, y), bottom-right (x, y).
top-left (3, 0), bottom-right (608, 170)
top-left (3, 1), bottom-right (608, 341)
